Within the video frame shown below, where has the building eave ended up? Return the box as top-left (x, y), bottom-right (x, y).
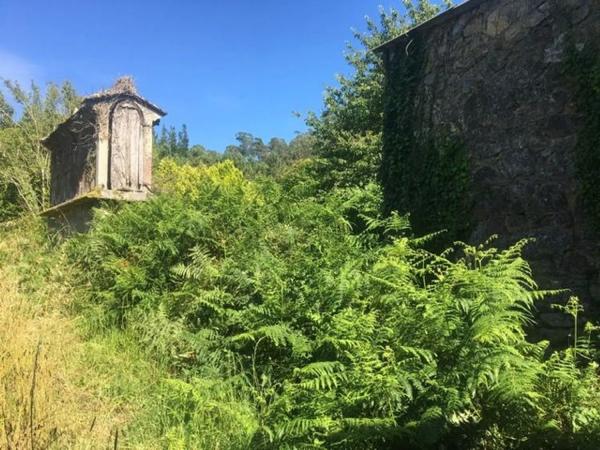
top-left (373, 0), bottom-right (487, 52)
top-left (41, 93), bottom-right (167, 149)
top-left (82, 92), bottom-right (167, 117)
top-left (41, 106), bottom-right (87, 148)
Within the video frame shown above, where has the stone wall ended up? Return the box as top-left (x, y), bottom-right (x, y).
top-left (380, 0), bottom-right (600, 343)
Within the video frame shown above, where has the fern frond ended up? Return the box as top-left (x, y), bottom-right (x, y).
top-left (294, 361), bottom-right (347, 391)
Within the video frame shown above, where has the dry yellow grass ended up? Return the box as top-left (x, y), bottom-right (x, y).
top-left (0, 222), bottom-right (127, 449)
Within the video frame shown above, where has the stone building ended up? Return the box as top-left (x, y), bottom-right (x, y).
top-left (42, 77), bottom-right (165, 228)
top-left (376, 0), bottom-right (599, 342)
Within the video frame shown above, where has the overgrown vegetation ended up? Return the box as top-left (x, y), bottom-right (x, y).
top-left (0, 219), bottom-right (130, 447)
top-left (154, 125), bottom-right (316, 180)
top-left (64, 161), bottom-right (600, 448)
top-left (1, 1), bottom-right (600, 449)
top-left (0, 81), bottom-right (79, 220)
top-left (308, 1), bottom-right (453, 191)
top-left (2, 163), bottom-right (600, 448)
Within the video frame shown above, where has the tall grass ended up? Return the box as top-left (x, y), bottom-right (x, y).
top-left (0, 219), bottom-right (124, 448)
top-left (0, 217), bottom-right (259, 449)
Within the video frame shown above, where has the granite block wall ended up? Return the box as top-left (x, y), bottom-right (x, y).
top-left (380, 0), bottom-right (600, 342)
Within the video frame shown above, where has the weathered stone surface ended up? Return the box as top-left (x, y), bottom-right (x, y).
top-left (571, 4), bottom-right (591, 24)
top-left (484, 8), bottom-right (510, 37)
top-left (381, 0), bottom-right (600, 342)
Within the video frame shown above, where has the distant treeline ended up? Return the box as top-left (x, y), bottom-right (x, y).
top-left (153, 125), bottom-right (315, 177)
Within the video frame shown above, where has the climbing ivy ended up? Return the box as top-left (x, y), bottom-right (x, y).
top-left (407, 135), bottom-right (472, 241)
top-left (379, 35), bottom-right (472, 244)
top-left (565, 42), bottom-right (600, 230)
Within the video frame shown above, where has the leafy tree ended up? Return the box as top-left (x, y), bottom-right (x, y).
top-left (0, 80), bottom-right (80, 219)
top-left (154, 123), bottom-right (192, 158)
top-left (189, 144), bottom-right (223, 165)
top-left (154, 127), bottom-right (313, 181)
top-left (156, 126), bottom-right (169, 154)
top-left (307, 0), bottom-right (452, 190)
top-left (0, 90), bottom-right (14, 129)
top-left (288, 133), bottom-right (315, 160)
top-left (221, 131), bottom-right (314, 178)
top-left (168, 126), bottom-right (178, 154)
top-left (178, 123), bottom-right (190, 154)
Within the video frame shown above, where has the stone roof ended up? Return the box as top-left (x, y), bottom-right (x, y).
top-left (82, 76), bottom-right (166, 116)
top-left (373, 0), bottom-right (487, 51)
top-left (42, 76), bottom-right (166, 147)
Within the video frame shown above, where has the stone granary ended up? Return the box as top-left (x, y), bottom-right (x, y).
top-left (375, 0), bottom-right (599, 343)
top-left (42, 77), bottom-right (165, 229)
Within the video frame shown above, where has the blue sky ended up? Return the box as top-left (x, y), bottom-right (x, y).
top-left (1, 0), bottom-right (415, 151)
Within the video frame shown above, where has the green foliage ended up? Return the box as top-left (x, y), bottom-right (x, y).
top-left (68, 160), bottom-right (600, 449)
top-left (0, 80), bottom-right (80, 219)
top-left (154, 123), bottom-right (192, 160)
top-left (4, 3), bottom-right (600, 448)
top-left (221, 132), bottom-right (315, 178)
top-left (411, 137), bottom-right (471, 242)
top-left (565, 42), bottom-right (600, 230)
top-left (379, 31), bottom-right (471, 244)
top-left (303, 0), bottom-right (471, 242)
top-left (139, 375), bottom-right (258, 449)
top-left (154, 126), bottom-right (315, 181)
top-left (308, 1), bottom-right (452, 190)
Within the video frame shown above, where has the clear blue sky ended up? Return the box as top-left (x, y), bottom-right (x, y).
top-left (0, 0), bottom-right (415, 151)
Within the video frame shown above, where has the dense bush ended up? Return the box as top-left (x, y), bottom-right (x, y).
top-left (68, 160), bottom-right (600, 449)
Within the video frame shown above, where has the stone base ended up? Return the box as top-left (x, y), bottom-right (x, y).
top-left (41, 188), bottom-right (149, 233)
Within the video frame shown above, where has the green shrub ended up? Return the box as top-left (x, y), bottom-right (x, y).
top-left (68, 161), bottom-right (600, 449)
